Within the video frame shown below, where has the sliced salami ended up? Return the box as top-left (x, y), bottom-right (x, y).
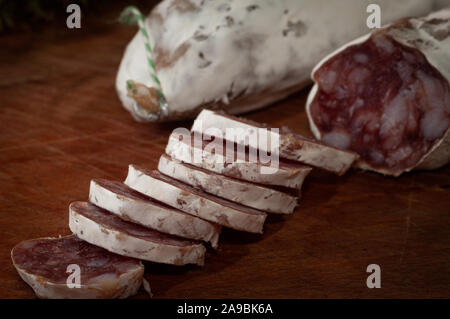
top-left (11, 235), bottom-right (144, 299)
top-left (69, 201), bottom-right (206, 266)
top-left (165, 129), bottom-right (311, 189)
top-left (307, 9), bottom-right (450, 176)
top-left (192, 109), bottom-right (358, 175)
top-left (89, 179), bottom-right (221, 248)
top-left (158, 154), bottom-right (298, 214)
top-left (124, 165), bottom-right (267, 234)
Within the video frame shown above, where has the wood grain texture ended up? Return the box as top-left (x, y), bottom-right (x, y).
top-left (1, 12), bottom-right (449, 299)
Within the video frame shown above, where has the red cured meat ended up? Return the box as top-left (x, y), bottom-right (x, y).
top-left (11, 235), bottom-right (144, 298)
top-left (308, 28), bottom-right (450, 175)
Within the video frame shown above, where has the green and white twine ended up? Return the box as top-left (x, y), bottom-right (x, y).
top-left (119, 6), bottom-right (168, 120)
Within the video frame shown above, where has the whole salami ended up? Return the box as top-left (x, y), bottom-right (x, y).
top-left (116, 0), bottom-right (435, 122)
top-left (306, 9), bottom-right (450, 176)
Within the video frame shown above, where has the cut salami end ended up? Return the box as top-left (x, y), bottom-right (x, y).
top-left (191, 109), bottom-right (358, 175)
top-left (124, 165), bottom-right (267, 234)
top-left (89, 179), bottom-right (221, 248)
top-left (165, 129), bottom-right (311, 189)
top-left (158, 154), bottom-right (298, 214)
top-left (69, 201), bottom-right (206, 266)
top-left (307, 10), bottom-right (450, 176)
top-left (11, 235), bottom-right (144, 299)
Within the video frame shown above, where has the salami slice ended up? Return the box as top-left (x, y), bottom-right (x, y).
top-left (306, 9), bottom-right (450, 176)
top-left (165, 129), bottom-right (311, 189)
top-left (116, 0), bottom-right (434, 122)
top-left (69, 201), bottom-right (206, 266)
top-left (124, 165), bottom-right (267, 234)
top-left (89, 179), bottom-right (221, 248)
top-left (192, 109), bottom-right (358, 175)
top-left (11, 235), bottom-right (144, 299)
top-left (158, 154), bottom-right (298, 214)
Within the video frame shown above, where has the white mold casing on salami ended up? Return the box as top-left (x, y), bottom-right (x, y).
top-left (69, 201), bottom-right (206, 266)
top-left (192, 109), bottom-right (358, 175)
top-left (89, 179), bottom-right (221, 248)
top-left (165, 129), bottom-right (311, 189)
top-left (11, 235), bottom-right (144, 299)
top-left (124, 165), bottom-right (267, 234)
top-left (306, 8), bottom-right (450, 175)
top-left (116, 0), bottom-right (435, 122)
top-left (158, 154), bottom-right (298, 214)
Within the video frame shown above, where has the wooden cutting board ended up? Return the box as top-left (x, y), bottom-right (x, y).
top-left (0, 16), bottom-right (449, 299)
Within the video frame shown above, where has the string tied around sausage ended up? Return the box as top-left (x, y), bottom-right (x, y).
top-left (119, 6), bottom-right (169, 121)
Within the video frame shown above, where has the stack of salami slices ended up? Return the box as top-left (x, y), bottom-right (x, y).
top-left (11, 109), bottom-right (358, 298)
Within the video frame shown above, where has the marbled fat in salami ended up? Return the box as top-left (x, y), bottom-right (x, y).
top-left (307, 9), bottom-right (450, 175)
top-left (11, 235), bottom-right (144, 298)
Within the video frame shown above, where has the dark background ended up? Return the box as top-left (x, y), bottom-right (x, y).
top-left (0, 0), bottom-right (157, 33)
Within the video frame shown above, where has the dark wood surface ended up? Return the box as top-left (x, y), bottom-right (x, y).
top-left (1, 14), bottom-right (449, 299)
